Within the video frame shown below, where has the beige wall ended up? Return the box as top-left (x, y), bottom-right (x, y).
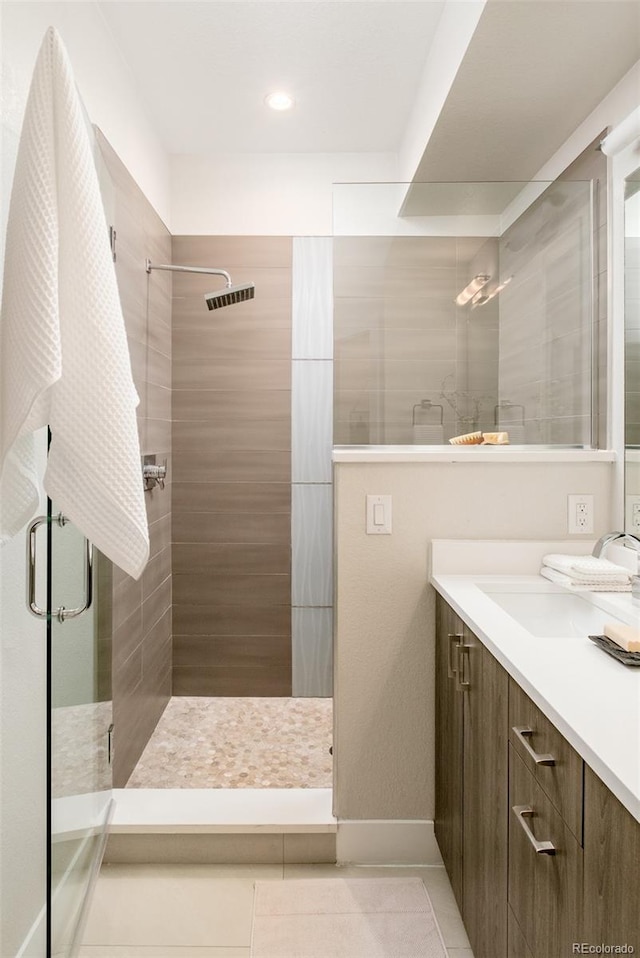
top-left (333, 459), bottom-right (614, 821)
top-left (96, 131), bottom-right (173, 787)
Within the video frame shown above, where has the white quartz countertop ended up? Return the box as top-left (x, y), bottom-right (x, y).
top-left (430, 562), bottom-right (640, 822)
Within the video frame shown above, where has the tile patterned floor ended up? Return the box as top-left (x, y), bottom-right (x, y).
top-left (80, 863), bottom-right (474, 957)
top-left (126, 697), bottom-right (333, 789)
top-left (52, 701), bottom-right (112, 798)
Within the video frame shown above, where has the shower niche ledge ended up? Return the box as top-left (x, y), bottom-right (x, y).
top-left (332, 446), bottom-right (616, 464)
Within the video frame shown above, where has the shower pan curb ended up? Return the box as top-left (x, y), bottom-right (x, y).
top-left (109, 787), bottom-right (336, 834)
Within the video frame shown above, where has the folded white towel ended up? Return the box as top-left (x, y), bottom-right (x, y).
top-left (412, 424), bottom-right (444, 445)
top-left (540, 567), bottom-right (632, 592)
top-left (542, 554), bottom-right (632, 584)
top-left (0, 28), bottom-right (149, 578)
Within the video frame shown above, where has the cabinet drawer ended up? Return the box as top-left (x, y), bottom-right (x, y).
top-left (509, 678), bottom-right (583, 841)
top-left (508, 744), bottom-right (583, 958)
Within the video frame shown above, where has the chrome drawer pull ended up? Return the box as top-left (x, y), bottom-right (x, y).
top-left (512, 726), bottom-right (555, 766)
top-left (447, 633), bottom-right (462, 678)
top-left (512, 805), bottom-right (556, 855)
top-left (456, 644), bottom-right (470, 691)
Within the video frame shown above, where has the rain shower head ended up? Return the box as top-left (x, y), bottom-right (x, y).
top-left (145, 259), bottom-right (255, 310)
top-left (205, 282), bottom-right (255, 310)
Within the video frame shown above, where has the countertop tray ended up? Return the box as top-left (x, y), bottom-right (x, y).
top-left (589, 634), bottom-right (640, 667)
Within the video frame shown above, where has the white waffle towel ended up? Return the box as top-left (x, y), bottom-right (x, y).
top-left (0, 27), bottom-right (149, 579)
top-left (412, 424), bottom-right (444, 445)
top-left (540, 567), bottom-right (631, 593)
top-left (542, 554), bottom-right (632, 584)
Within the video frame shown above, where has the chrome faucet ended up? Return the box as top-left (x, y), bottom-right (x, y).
top-left (592, 531), bottom-right (640, 558)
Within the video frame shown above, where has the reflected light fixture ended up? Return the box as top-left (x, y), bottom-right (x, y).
top-left (455, 274), bottom-right (490, 306)
top-left (265, 91), bottom-right (294, 111)
top-left (471, 276), bottom-right (513, 308)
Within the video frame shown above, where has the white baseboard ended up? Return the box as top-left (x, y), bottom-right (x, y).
top-left (336, 820), bottom-right (442, 865)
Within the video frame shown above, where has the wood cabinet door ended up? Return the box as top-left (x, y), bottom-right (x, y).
top-left (583, 766), bottom-right (640, 952)
top-left (508, 906), bottom-right (535, 958)
top-left (509, 744), bottom-right (583, 957)
top-left (434, 595), bottom-right (464, 910)
top-left (462, 627), bottom-right (509, 958)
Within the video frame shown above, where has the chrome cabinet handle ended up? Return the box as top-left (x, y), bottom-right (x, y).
top-left (456, 644), bottom-right (470, 691)
top-left (512, 804), bottom-right (556, 855)
top-left (26, 513), bottom-right (94, 622)
top-left (512, 726), bottom-right (555, 766)
top-left (447, 633), bottom-right (462, 678)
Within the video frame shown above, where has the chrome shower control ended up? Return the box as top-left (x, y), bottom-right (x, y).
top-left (142, 455), bottom-right (167, 491)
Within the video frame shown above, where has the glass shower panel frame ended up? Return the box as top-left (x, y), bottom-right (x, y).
top-left (0, 428), bottom-right (49, 958)
top-left (49, 505), bottom-right (112, 958)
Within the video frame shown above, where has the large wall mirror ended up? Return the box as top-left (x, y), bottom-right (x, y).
top-left (625, 165), bottom-right (640, 533)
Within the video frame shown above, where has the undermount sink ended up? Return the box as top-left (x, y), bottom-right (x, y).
top-left (478, 587), bottom-right (626, 638)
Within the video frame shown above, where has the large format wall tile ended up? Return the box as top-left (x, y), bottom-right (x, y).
top-left (292, 608), bottom-right (333, 697)
top-left (172, 235), bottom-right (293, 696)
top-left (172, 481), bottom-right (290, 514)
top-left (292, 484), bottom-right (333, 607)
top-left (292, 361), bottom-right (333, 482)
top-left (292, 237), bottom-right (333, 359)
top-left (96, 130), bottom-right (172, 787)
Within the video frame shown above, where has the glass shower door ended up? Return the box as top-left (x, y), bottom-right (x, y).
top-left (48, 507), bottom-right (113, 957)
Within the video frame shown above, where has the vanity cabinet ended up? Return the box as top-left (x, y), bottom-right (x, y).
top-left (507, 679), bottom-right (584, 957)
top-left (583, 767), bottom-right (640, 951)
top-left (435, 594), bottom-right (640, 958)
top-left (434, 595), bottom-right (508, 958)
top-left (434, 596), bottom-right (464, 907)
top-left (508, 744), bottom-right (583, 956)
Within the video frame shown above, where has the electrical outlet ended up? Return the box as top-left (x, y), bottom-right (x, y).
top-left (626, 495), bottom-right (640, 534)
top-left (567, 494), bottom-right (594, 534)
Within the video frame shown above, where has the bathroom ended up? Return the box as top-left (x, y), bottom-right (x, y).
top-left (1, 1), bottom-right (639, 956)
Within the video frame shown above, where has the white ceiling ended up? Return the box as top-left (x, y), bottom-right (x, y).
top-left (98, 0), bottom-right (640, 178)
top-left (412, 0), bottom-right (640, 184)
top-left (98, 0), bottom-right (445, 154)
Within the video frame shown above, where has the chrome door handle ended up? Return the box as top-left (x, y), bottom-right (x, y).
top-left (512, 726), bottom-right (555, 766)
top-left (447, 633), bottom-right (462, 678)
top-left (58, 532), bottom-right (94, 622)
top-left (26, 513), bottom-right (94, 622)
top-left (456, 644), bottom-right (470, 691)
top-left (27, 515), bottom-right (49, 618)
top-left (512, 804), bottom-right (556, 855)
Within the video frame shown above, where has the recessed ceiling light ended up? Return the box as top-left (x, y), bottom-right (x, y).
top-left (265, 92), bottom-right (294, 111)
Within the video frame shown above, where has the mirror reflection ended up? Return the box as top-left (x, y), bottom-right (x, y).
top-left (625, 168), bottom-right (640, 531)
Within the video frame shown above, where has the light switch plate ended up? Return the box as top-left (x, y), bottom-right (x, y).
top-left (366, 494), bottom-right (392, 534)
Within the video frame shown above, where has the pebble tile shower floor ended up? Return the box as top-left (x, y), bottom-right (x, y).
top-left (125, 697), bottom-right (333, 788)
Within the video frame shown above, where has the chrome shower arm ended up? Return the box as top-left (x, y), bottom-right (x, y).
top-left (145, 259), bottom-right (232, 288)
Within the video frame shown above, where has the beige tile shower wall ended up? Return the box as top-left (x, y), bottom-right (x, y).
top-left (559, 137), bottom-right (609, 450)
top-left (96, 131), bottom-right (173, 788)
top-left (333, 459), bottom-right (614, 822)
top-left (497, 137), bottom-right (607, 446)
top-left (333, 236), bottom-right (499, 443)
top-left (171, 236), bottom-right (292, 696)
